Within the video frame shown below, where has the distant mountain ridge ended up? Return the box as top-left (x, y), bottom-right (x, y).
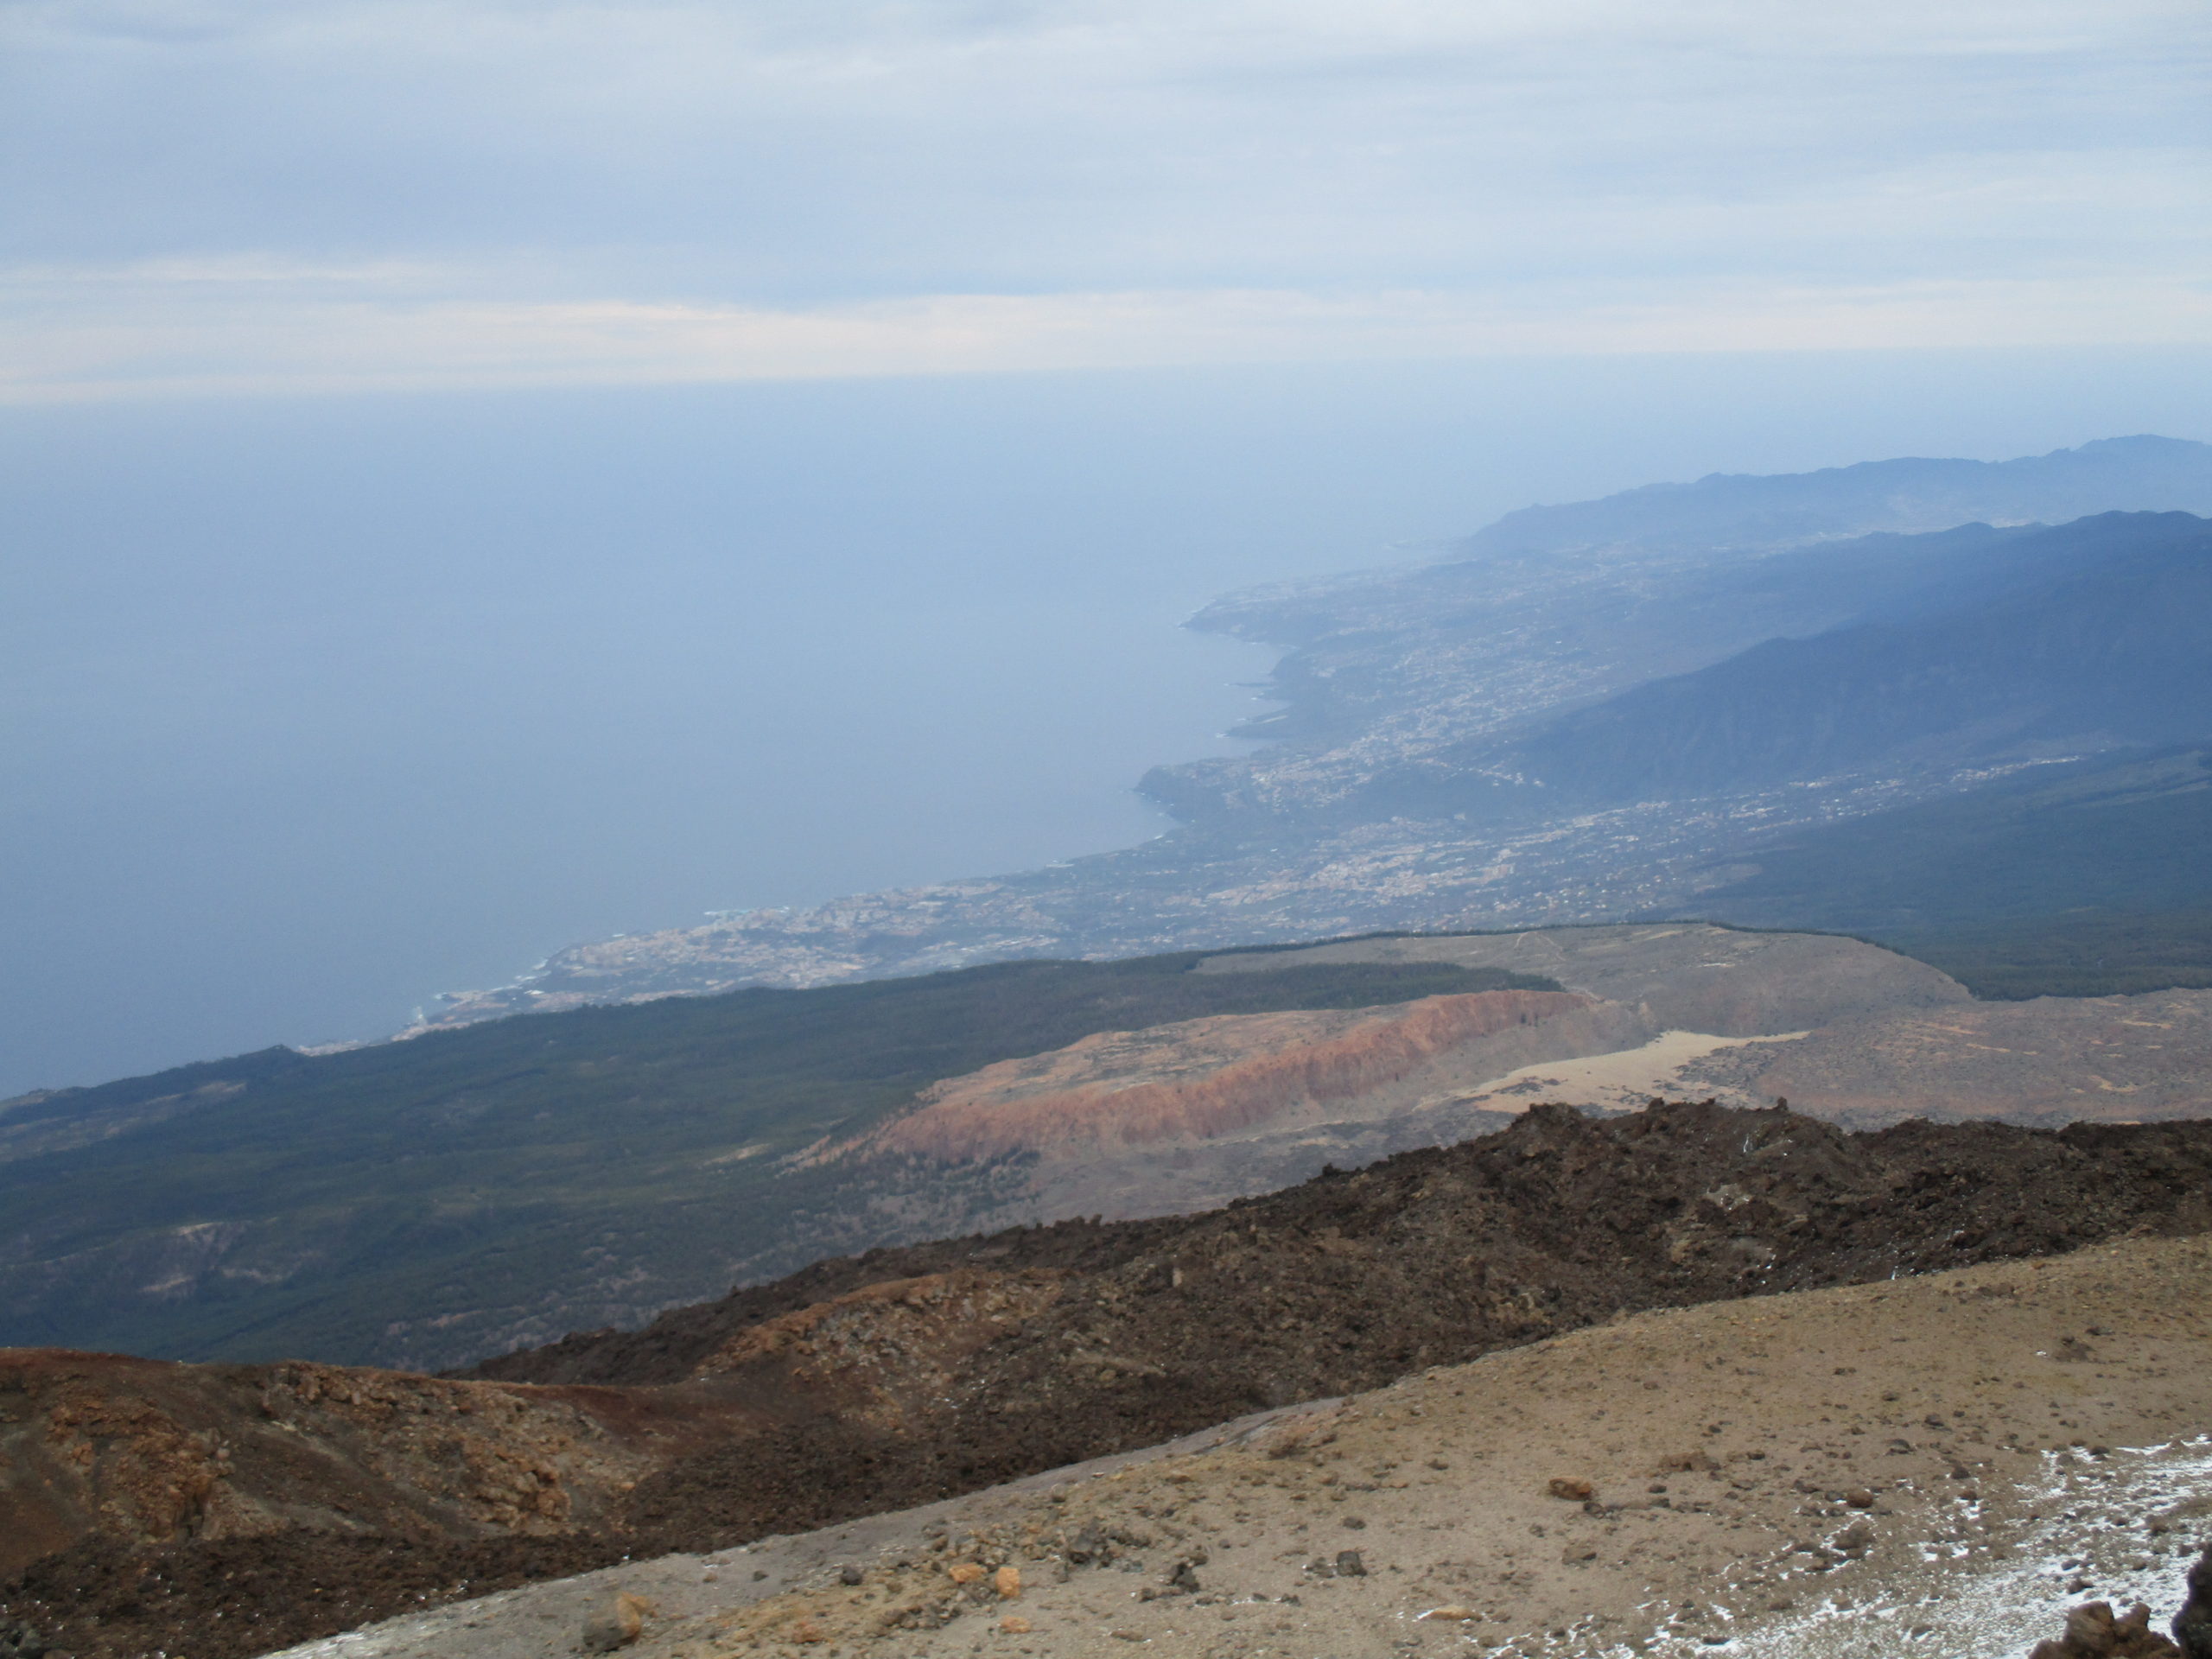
top-left (1459, 434), bottom-right (2212, 556)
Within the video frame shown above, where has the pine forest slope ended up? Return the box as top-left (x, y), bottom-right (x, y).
top-left (1681, 744), bottom-right (2212, 937)
top-left (1471, 513), bottom-right (2212, 810)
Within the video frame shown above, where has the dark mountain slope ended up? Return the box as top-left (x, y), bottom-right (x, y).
top-left (1471, 512), bottom-right (2212, 807)
top-left (0, 953), bottom-right (1538, 1372)
top-left (1684, 743), bottom-right (2212, 938)
top-left (1885, 911), bottom-right (2212, 1002)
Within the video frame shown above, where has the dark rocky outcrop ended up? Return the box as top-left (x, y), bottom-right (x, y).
top-left (2176, 1547), bottom-right (2212, 1659)
top-left (2030, 1600), bottom-right (2184, 1659)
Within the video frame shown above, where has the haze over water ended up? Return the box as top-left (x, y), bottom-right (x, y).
top-left (3, 346), bottom-right (2206, 1096)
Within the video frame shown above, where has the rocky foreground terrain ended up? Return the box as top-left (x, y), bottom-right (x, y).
top-left (251, 1234), bottom-right (2212, 1659)
top-left (6, 1103), bottom-right (2212, 1659)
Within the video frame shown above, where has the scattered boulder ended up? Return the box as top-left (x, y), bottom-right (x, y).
top-left (948, 1562), bottom-right (987, 1586)
top-left (994, 1565), bottom-right (1022, 1600)
top-left (837, 1564), bottom-right (863, 1586)
top-left (1336, 1549), bottom-right (1368, 1579)
top-left (1166, 1560), bottom-right (1201, 1595)
top-left (1000, 1617), bottom-right (1032, 1635)
top-left (1548, 1478), bottom-right (1594, 1501)
top-left (581, 1592), bottom-right (653, 1653)
top-left (2028, 1600), bottom-right (2183, 1659)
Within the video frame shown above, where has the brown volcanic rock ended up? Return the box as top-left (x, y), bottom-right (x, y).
top-left (688, 1268), bottom-right (1068, 1431)
top-left (13, 1104), bottom-right (2212, 1659)
top-left (862, 989), bottom-right (1628, 1162)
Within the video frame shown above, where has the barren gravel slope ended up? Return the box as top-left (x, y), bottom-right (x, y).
top-left (1681, 988), bottom-right (2212, 1128)
top-left (268, 1234), bottom-right (2212, 1659)
top-left (1192, 925), bottom-right (1972, 1037)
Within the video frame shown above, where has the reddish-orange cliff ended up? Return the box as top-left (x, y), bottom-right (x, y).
top-left (863, 989), bottom-right (1608, 1162)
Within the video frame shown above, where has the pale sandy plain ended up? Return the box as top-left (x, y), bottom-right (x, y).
top-left (1421, 1029), bottom-right (1810, 1116)
top-left (274, 1236), bottom-right (2212, 1659)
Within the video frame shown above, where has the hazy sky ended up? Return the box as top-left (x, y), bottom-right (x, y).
top-left (4, 0), bottom-right (2207, 400)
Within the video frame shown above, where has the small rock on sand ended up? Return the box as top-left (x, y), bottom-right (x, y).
top-left (581, 1593), bottom-right (654, 1652)
top-left (1548, 1478), bottom-right (1594, 1501)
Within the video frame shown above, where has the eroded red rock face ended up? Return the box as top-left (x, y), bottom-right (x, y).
top-left (861, 990), bottom-right (1611, 1161)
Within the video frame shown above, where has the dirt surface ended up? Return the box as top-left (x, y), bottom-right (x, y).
top-left (1192, 925), bottom-right (1972, 1036)
top-left (1428, 1031), bottom-right (1808, 1116)
top-left (1681, 988), bottom-right (2212, 1128)
top-left (1199, 930), bottom-right (2212, 1135)
top-left (278, 1236), bottom-right (2212, 1659)
top-left (10, 1103), bottom-right (2212, 1659)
